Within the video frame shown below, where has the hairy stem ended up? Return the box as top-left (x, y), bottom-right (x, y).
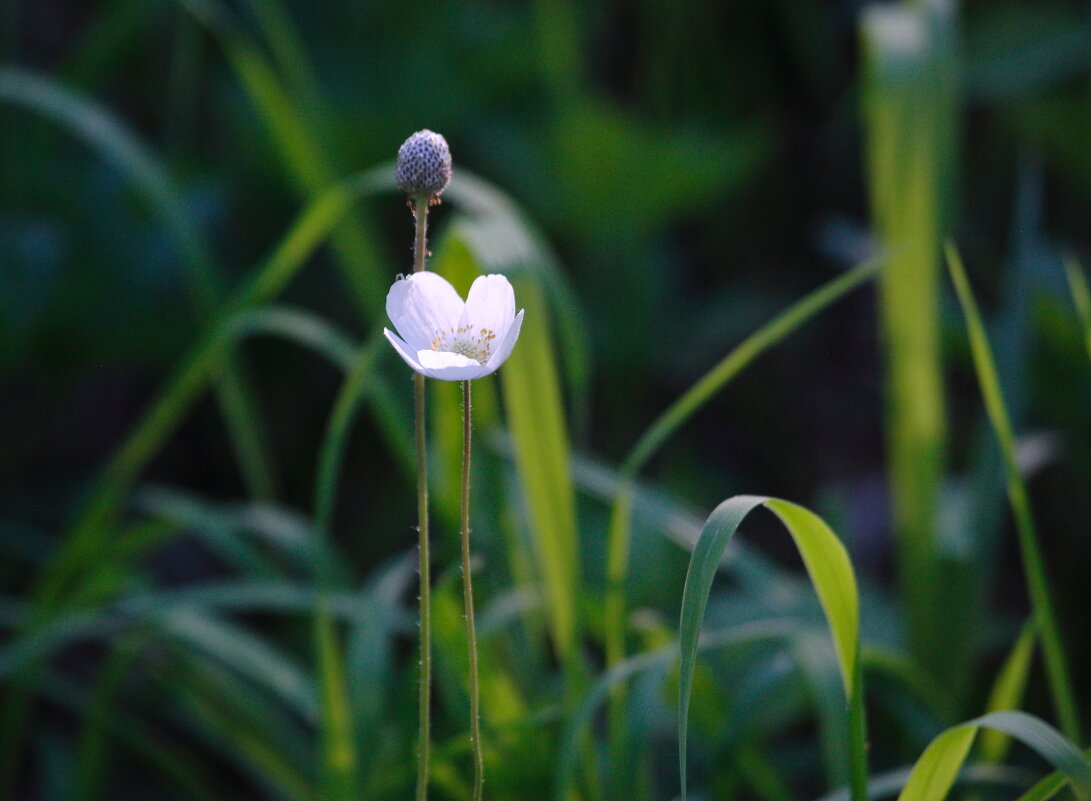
top-left (413, 194), bottom-right (432, 801)
top-left (461, 379), bottom-right (485, 801)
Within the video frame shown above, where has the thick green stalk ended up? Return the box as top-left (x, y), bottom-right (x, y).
top-left (460, 379), bottom-right (485, 801)
top-left (848, 660), bottom-right (869, 801)
top-left (413, 195), bottom-right (433, 801)
top-left (861, 2), bottom-right (960, 697)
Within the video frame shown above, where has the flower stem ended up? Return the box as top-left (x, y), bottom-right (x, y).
top-left (460, 379), bottom-right (485, 801)
top-left (413, 194), bottom-right (432, 801)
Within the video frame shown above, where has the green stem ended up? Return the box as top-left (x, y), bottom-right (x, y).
top-left (414, 195), bottom-right (433, 801)
top-left (848, 661), bottom-right (868, 801)
top-left (461, 379), bottom-right (485, 801)
top-left (946, 244), bottom-right (1080, 743)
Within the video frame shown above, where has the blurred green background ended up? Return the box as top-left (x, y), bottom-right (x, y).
top-left (2, 0), bottom-right (1091, 799)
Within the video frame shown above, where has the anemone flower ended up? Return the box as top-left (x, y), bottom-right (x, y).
top-left (384, 271), bottom-right (525, 381)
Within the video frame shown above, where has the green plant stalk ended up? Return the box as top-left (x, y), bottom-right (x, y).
top-left (460, 379), bottom-right (485, 801)
top-left (413, 195), bottom-right (434, 801)
top-left (1062, 255), bottom-right (1091, 365)
top-left (848, 659), bottom-right (868, 801)
top-left (946, 244), bottom-right (1080, 743)
top-left (861, 3), bottom-right (959, 697)
top-left (603, 257), bottom-right (879, 765)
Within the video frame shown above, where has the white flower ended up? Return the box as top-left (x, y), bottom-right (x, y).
top-left (384, 271), bottom-right (525, 381)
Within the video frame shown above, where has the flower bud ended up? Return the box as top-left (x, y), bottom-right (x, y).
top-left (395, 130), bottom-right (452, 198)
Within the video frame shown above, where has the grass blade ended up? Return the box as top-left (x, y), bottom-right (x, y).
top-left (898, 711), bottom-right (1091, 801)
top-left (678, 496), bottom-right (864, 801)
top-left (979, 622), bottom-right (1037, 763)
top-left (946, 244), bottom-right (1080, 742)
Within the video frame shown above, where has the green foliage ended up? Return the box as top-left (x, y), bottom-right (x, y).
top-left (4, 1), bottom-right (1091, 800)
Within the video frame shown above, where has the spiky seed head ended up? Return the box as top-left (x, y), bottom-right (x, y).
top-left (395, 130), bottom-right (452, 198)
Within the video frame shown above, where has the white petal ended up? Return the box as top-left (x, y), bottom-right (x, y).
top-left (417, 349), bottom-right (491, 381)
top-left (384, 328), bottom-right (425, 373)
top-left (461, 274), bottom-right (515, 345)
top-left (386, 271), bottom-right (465, 352)
top-left (485, 308), bottom-right (524, 371)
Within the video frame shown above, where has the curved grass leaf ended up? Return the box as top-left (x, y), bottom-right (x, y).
top-left (678, 496), bottom-right (864, 801)
top-left (898, 711), bottom-right (1091, 801)
top-left (604, 256), bottom-right (879, 761)
top-left (440, 174), bottom-right (590, 671)
top-left (946, 244), bottom-right (1080, 742)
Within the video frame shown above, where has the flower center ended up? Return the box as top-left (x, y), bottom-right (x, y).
top-left (431, 323), bottom-right (497, 365)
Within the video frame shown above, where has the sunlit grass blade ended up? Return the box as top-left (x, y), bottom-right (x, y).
top-left (861, 0), bottom-right (959, 697)
top-left (678, 496), bottom-right (865, 801)
top-left (898, 711), bottom-right (1091, 801)
top-left (437, 174), bottom-right (589, 675)
top-left (1062, 255), bottom-right (1091, 365)
top-left (979, 622), bottom-right (1037, 763)
top-left (496, 277), bottom-right (580, 664)
top-left (946, 244), bottom-right (1080, 742)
